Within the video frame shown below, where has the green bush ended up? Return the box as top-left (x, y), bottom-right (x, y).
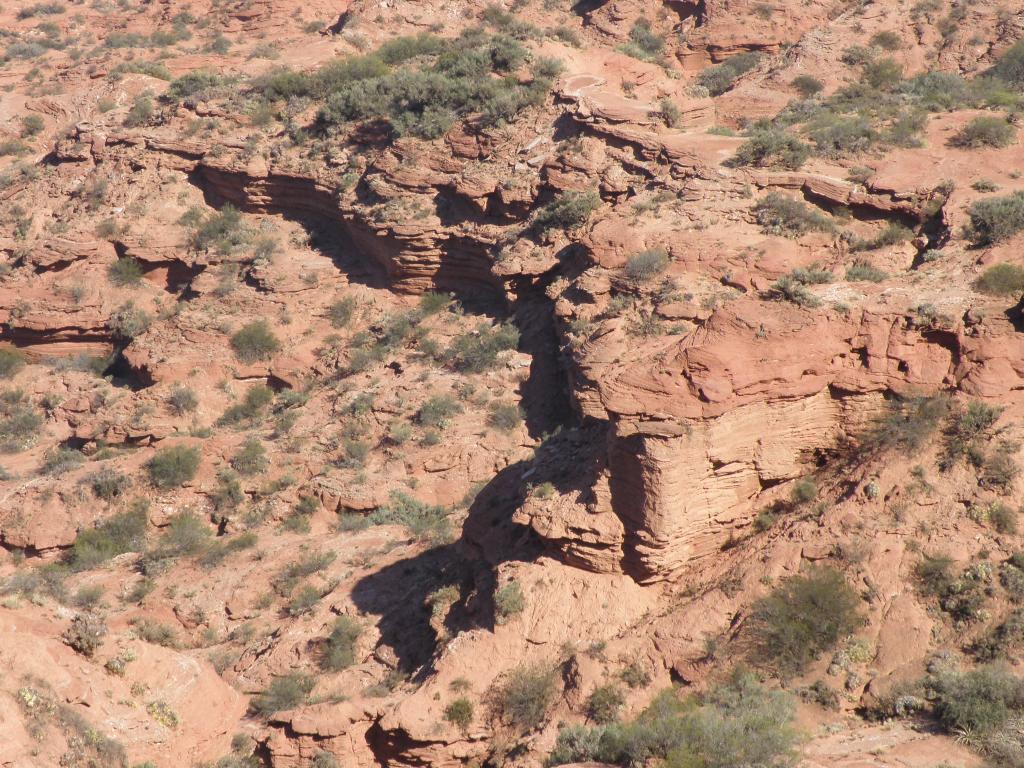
top-left (495, 581), bottom-right (524, 623)
top-left (930, 664), bottom-right (1024, 737)
top-left (64, 612), bottom-right (107, 657)
top-left (107, 302), bottom-right (152, 340)
top-left (230, 320), bottom-right (280, 363)
top-left (731, 128), bottom-right (810, 170)
top-left (188, 204), bottom-right (248, 254)
top-left (17, 2), bottom-right (66, 19)
top-left (287, 584), bottom-right (322, 616)
top-left (531, 190), bottom-right (600, 234)
top-left (147, 444), bottom-right (201, 488)
top-left (860, 394), bottom-right (949, 457)
top-left (585, 684), bottom-right (625, 725)
top-left (869, 31), bottom-right (902, 51)
top-left (950, 115), bottom-right (1016, 149)
top-left (444, 697), bottom-right (474, 730)
top-left (218, 384), bottom-right (274, 425)
top-left (0, 348), bottom-right (24, 379)
top-left (86, 467), bottom-right (131, 500)
top-left (619, 18), bottom-right (664, 61)
top-left (846, 261), bottom-right (888, 282)
top-left (991, 40), bottom-right (1024, 86)
top-left (123, 95), bottom-right (153, 127)
top-left (313, 32), bottom-right (553, 139)
top-left (863, 57), bottom-right (903, 90)
top-left (68, 504), bottom-right (148, 569)
top-left (753, 193), bottom-right (833, 237)
top-left (850, 222), bottom-right (913, 251)
top-left (988, 503), bottom-right (1019, 534)
top-left (135, 619), bottom-right (178, 648)
top-left (490, 662), bottom-right (559, 732)
top-left (107, 257), bottom-right (143, 286)
top-left (444, 322), bottom-right (519, 373)
top-left (749, 567), bottom-right (863, 675)
top-left (40, 447), bottom-right (84, 476)
top-left (808, 115), bottom-right (877, 158)
top-left (487, 402), bottom-right (523, 432)
top-left (965, 192), bottom-right (1024, 245)
top-left (974, 263), bottom-right (1024, 296)
top-left (418, 395), bottom-right (462, 427)
top-left (231, 438), bottom-right (267, 475)
top-left (624, 249), bottom-right (669, 282)
top-left (696, 52), bottom-right (762, 96)
top-left (549, 672), bottom-right (796, 768)
top-left (792, 75), bottom-right (824, 97)
top-left (369, 491), bottom-right (451, 543)
top-left (166, 385), bottom-right (198, 415)
top-left (166, 70), bottom-right (224, 100)
top-left (250, 674), bottom-right (314, 717)
top-left (21, 114), bottom-right (45, 137)
top-left (153, 512), bottom-right (211, 558)
top-left (326, 296), bottom-right (357, 328)
top-left (321, 616), bottom-right (361, 671)
top-left (0, 399), bottom-right (42, 453)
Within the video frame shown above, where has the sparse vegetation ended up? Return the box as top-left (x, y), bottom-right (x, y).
top-left (68, 503), bottom-right (148, 569)
top-left (697, 52), bottom-right (762, 96)
top-left (748, 567), bottom-right (863, 676)
top-left (731, 127), bottom-right (811, 170)
top-left (490, 662), bottom-right (560, 732)
top-left (321, 616), bottom-right (361, 671)
top-left (250, 673), bottom-right (315, 717)
top-left (950, 116), bottom-right (1016, 149)
top-left (531, 190), bottom-right (600, 235)
top-left (965, 193), bottom-right (1024, 245)
top-left (230, 320), bottom-right (281, 363)
top-left (369, 491), bottom-right (451, 543)
top-left (754, 193), bottom-right (833, 238)
top-left (147, 444), bottom-right (201, 488)
top-left (495, 581), bottom-right (525, 623)
top-left (63, 612), bottom-right (107, 657)
top-left (624, 249), bottom-right (669, 282)
top-left (974, 263), bottom-right (1024, 296)
top-left (444, 698), bottom-right (474, 730)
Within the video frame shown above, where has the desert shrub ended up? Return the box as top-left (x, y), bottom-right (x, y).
top-left (188, 204), bottom-right (248, 254)
top-left (314, 32), bottom-right (553, 139)
top-left (860, 394), bottom-right (949, 457)
top-left (0, 348), bottom-right (24, 379)
top-left (869, 30), bottom-right (901, 50)
top-left (495, 581), bottom-right (524, 623)
top-left (123, 95), bottom-right (153, 127)
top-left (846, 261), bottom-right (888, 282)
top-left (696, 51), bottom-right (762, 96)
top-left (418, 395), bottom-right (462, 427)
top-left (218, 384), bottom-right (274, 426)
top-left (766, 275), bottom-right (819, 308)
top-left (850, 222), bottom-right (913, 251)
top-left (40, 447), bottom-right (84, 476)
top-left (107, 302), bottom-right (151, 340)
top-left (620, 661), bottom-right (652, 689)
top-left (549, 671), bottom-right (796, 768)
top-left (792, 75), bottom-right (824, 98)
top-left (973, 609), bottom-right (1024, 661)
top-left (974, 263), bottom-right (1024, 296)
top-left (490, 662), bottom-right (560, 732)
top-left (586, 684), bottom-right (625, 725)
top-left (915, 553), bottom-right (956, 597)
top-left (0, 396), bottom-right (42, 453)
top-left (940, 400), bottom-right (1003, 469)
top-left (991, 40), bottom-right (1024, 86)
top-left (199, 531), bottom-right (258, 568)
top-left (754, 193), bottom-right (832, 237)
top-left (21, 114), bottom-right (45, 137)
top-left (326, 296), bottom-right (357, 328)
top-left (17, 2), bottom-right (65, 19)
top-left (624, 248), bottom-right (669, 282)
top-left (929, 664), bottom-right (1024, 738)
top-left (531, 190), bottom-right (600, 234)
top-left (898, 71), bottom-right (970, 111)
top-left (321, 616), bottom-right (361, 671)
top-left (369, 491), bottom-right (450, 543)
top-left (84, 467), bottom-right (130, 500)
top-left (864, 57), bottom-right (903, 90)
top-left (230, 320), bottom-right (280, 363)
top-left (287, 584), bottom-right (322, 616)
top-left (278, 551), bottom-right (336, 594)
top-left (731, 128), bottom-right (810, 170)
top-left (147, 444), bottom-right (201, 488)
top-left (64, 612), bottom-right (107, 657)
top-left (444, 322), bottom-right (519, 373)
top-left (231, 438), bottom-right (267, 476)
top-left (789, 477), bottom-right (817, 504)
top-left (107, 256), bottom-right (143, 286)
top-left (659, 98), bottom-right (682, 127)
top-left (988, 503), bottom-right (1019, 534)
top-left (211, 470), bottom-right (244, 511)
top-left (153, 512), bottom-right (211, 559)
top-left (166, 70), bottom-right (224, 100)
top-left (965, 192), bottom-right (1024, 245)
top-left (444, 697), bottom-right (474, 730)
top-left (487, 402), bottom-right (523, 432)
top-left (619, 17), bottom-right (663, 61)
top-left (134, 619), bottom-right (178, 648)
top-left (250, 673), bottom-right (314, 717)
top-left (68, 504), bottom-right (148, 569)
top-left (166, 385), bottom-right (198, 415)
top-left (950, 115), bottom-right (1016, 149)
top-left (808, 115), bottom-right (878, 157)
top-left (748, 567), bottom-right (863, 676)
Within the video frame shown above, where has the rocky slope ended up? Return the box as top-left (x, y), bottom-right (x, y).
top-left (3, 0), bottom-right (1024, 766)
